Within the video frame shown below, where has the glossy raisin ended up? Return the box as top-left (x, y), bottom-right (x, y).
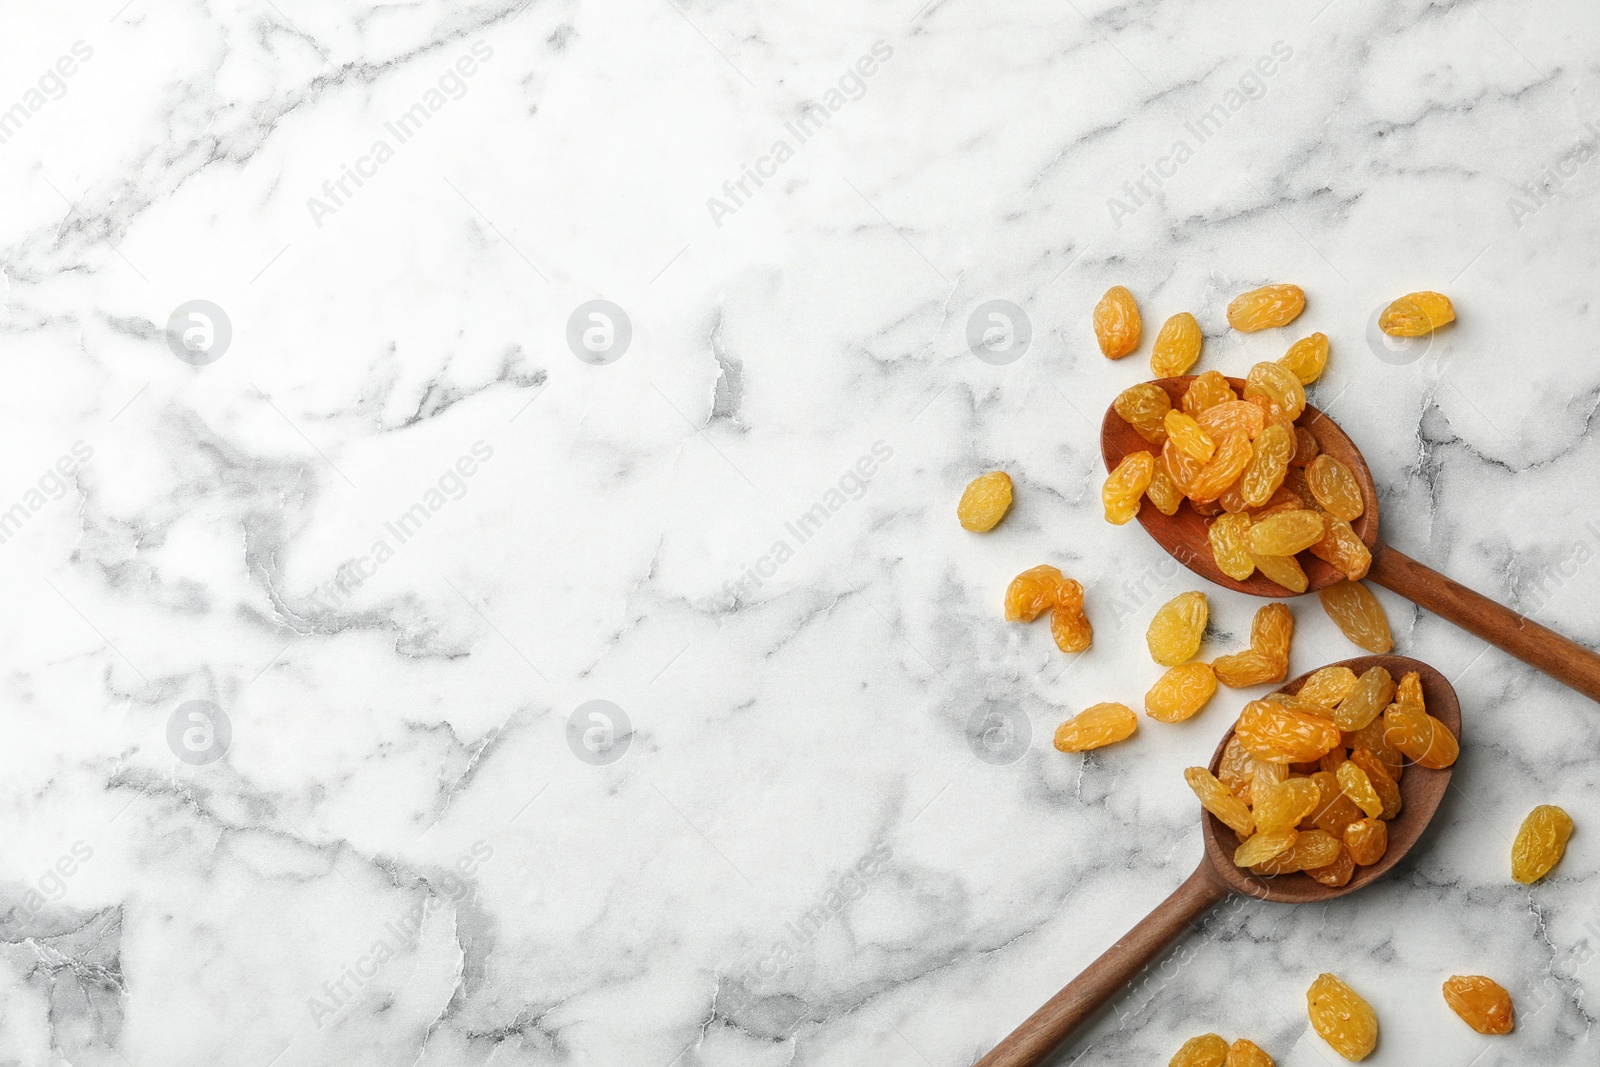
top-left (1244, 361), bottom-right (1306, 420)
top-left (1228, 284), bottom-right (1306, 333)
top-left (1053, 702), bottom-right (1137, 752)
top-left (1235, 700), bottom-right (1341, 763)
top-left (1114, 382), bottom-right (1172, 445)
top-left (1307, 455), bottom-right (1365, 521)
top-left (1104, 451), bottom-right (1156, 525)
top-left (1147, 663), bottom-right (1219, 723)
top-left (1208, 512), bottom-right (1255, 581)
top-left (1169, 1033), bottom-right (1229, 1067)
top-left (1379, 291), bottom-right (1454, 337)
top-left (1307, 973), bottom-right (1378, 1060)
top-left (1147, 591), bottom-right (1209, 666)
top-left (1094, 285), bottom-right (1141, 358)
top-left (1152, 312), bottom-right (1203, 378)
top-left (1511, 804), bottom-right (1573, 884)
top-left (1005, 565), bottom-right (1065, 622)
top-left (1182, 370), bottom-right (1237, 417)
top-left (1251, 552), bottom-right (1308, 594)
top-left (958, 471), bottom-right (1013, 531)
top-left (1442, 975), bottom-right (1514, 1035)
top-left (1344, 817), bottom-right (1388, 866)
top-left (1248, 510), bottom-right (1324, 556)
top-left (1186, 766), bottom-right (1255, 836)
top-left (1279, 332), bottom-right (1328, 384)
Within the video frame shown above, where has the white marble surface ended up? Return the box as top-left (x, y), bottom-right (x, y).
top-left (1, 0), bottom-right (1598, 1063)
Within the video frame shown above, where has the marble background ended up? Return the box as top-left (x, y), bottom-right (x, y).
top-left (0, 0), bottom-right (1597, 1063)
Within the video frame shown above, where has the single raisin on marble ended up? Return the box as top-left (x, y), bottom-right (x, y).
top-left (1228, 284), bottom-right (1306, 333)
top-left (1379, 291), bottom-right (1454, 337)
top-left (1169, 1033), bottom-right (1229, 1067)
top-left (1152, 311), bottom-right (1203, 377)
top-left (1053, 702), bottom-right (1137, 752)
top-left (1511, 804), bottom-right (1574, 884)
top-left (957, 471), bottom-right (1013, 531)
top-left (1442, 975), bottom-right (1514, 1035)
top-left (1104, 451), bottom-right (1156, 525)
top-left (1307, 973), bottom-right (1379, 1061)
top-left (1146, 663), bottom-right (1218, 722)
top-left (1095, 285), bottom-right (1142, 358)
top-left (1147, 591), bottom-right (1209, 666)
top-left (1279, 332), bottom-right (1329, 384)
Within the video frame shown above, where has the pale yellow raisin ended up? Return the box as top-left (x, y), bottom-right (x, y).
top-left (1299, 666), bottom-right (1358, 707)
top-left (1244, 361), bottom-right (1306, 420)
top-left (1185, 766), bottom-right (1254, 836)
top-left (1235, 827), bottom-right (1298, 867)
top-left (1250, 602), bottom-right (1293, 665)
top-left (1252, 828), bottom-right (1341, 873)
top-left (1319, 581), bottom-right (1392, 652)
top-left (1511, 804), bottom-right (1574, 884)
top-left (1181, 370), bottom-right (1237, 417)
top-left (1308, 518), bottom-right (1372, 581)
top-left (1239, 423), bottom-right (1293, 507)
top-left (1147, 465), bottom-right (1184, 515)
top-left (1253, 777), bottom-right (1322, 833)
top-left (1279, 332), bottom-right (1329, 384)
top-left (1054, 702), bottom-right (1137, 751)
top-left (1336, 761), bottom-right (1385, 819)
top-left (1145, 662), bottom-right (1218, 722)
top-left (1252, 552), bottom-right (1308, 594)
top-left (1213, 649), bottom-right (1283, 688)
top-left (1147, 591), bottom-right (1209, 666)
top-left (1307, 973), bottom-right (1378, 1060)
top-left (1248, 510), bottom-right (1324, 555)
top-left (1197, 399), bottom-right (1264, 441)
top-left (1169, 1033), bottom-right (1229, 1067)
top-left (1379, 291), bottom-right (1454, 337)
top-left (1114, 382), bottom-right (1172, 445)
top-left (1189, 434), bottom-right (1253, 503)
top-left (1330, 666), bottom-right (1394, 731)
top-left (1307, 455), bottom-right (1365, 521)
top-left (1164, 409), bottom-right (1217, 462)
top-left (1208, 513), bottom-right (1255, 581)
top-left (1382, 700), bottom-right (1458, 769)
top-left (1228, 284), bottom-right (1306, 332)
top-left (1103, 451), bottom-right (1156, 525)
top-left (1152, 311), bottom-right (1203, 377)
top-left (957, 471), bottom-right (1013, 531)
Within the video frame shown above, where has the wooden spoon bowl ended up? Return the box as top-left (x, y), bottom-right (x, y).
top-left (1201, 654), bottom-right (1459, 903)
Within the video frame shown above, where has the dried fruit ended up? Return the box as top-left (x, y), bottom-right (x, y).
top-left (1319, 582), bottom-right (1392, 652)
top-left (1348, 717), bottom-right (1404, 783)
top-left (1279, 332), bottom-right (1329, 385)
top-left (1104, 451), bottom-right (1156, 525)
top-left (1163, 436), bottom-right (1205, 495)
top-left (958, 471), bottom-right (1013, 532)
top-left (1347, 747), bottom-right (1401, 819)
top-left (1253, 828), bottom-right (1341, 873)
top-left (1396, 670), bottom-right (1424, 709)
top-left (1148, 591), bottom-right (1209, 666)
top-left (1114, 382), bottom-right (1172, 445)
top-left (1235, 828), bottom-right (1298, 867)
top-left (1147, 465), bottom-right (1184, 515)
top-left (1164, 409), bottom-right (1217, 462)
top-left (1223, 1039), bottom-right (1274, 1067)
top-left (1511, 804), bottom-right (1573, 884)
top-left (1307, 973), bottom-right (1378, 1061)
top-left (1299, 666), bottom-right (1358, 707)
top-left (1344, 817), bottom-right (1388, 866)
top-left (1239, 423), bottom-right (1293, 507)
top-left (1186, 766), bottom-right (1255, 836)
top-left (1095, 285), bottom-right (1142, 358)
top-left (1290, 425), bottom-right (1319, 467)
top-left (1213, 649), bottom-right (1285, 688)
top-left (1218, 735), bottom-right (1256, 802)
top-left (1254, 776), bottom-right (1322, 833)
top-left (1182, 370), bottom-right (1238, 417)
top-left (1005, 565), bottom-right (1066, 622)
top-left (1304, 770), bottom-right (1365, 838)
top-left (1152, 312), bottom-right (1203, 378)
top-left (1208, 513), bottom-right (1255, 581)
top-left (1250, 603), bottom-right (1294, 665)
top-left (1248, 510), bottom-right (1324, 556)
top-left (1331, 666), bottom-right (1394, 731)
top-left (1051, 603), bottom-right (1094, 653)
top-left (1244, 361), bottom-right (1306, 420)
top-left (1336, 761), bottom-right (1385, 819)
top-left (1189, 434), bottom-right (1253, 502)
top-left (1228, 284), bottom-right (1306, 333)
top-left (1197, 400), bottom-right (1265, 441)
top-left (1383, 700), bottom-right (1458, 769)
top-left (1306, 846), bottom-right (1355, 888)
top-left (1147, 663), bottom-right (1218, 722)
top-left (1170, 1033), bottom-right (1229, 1067)
top-left (1379, 291), bottom-right (1454, 337)
top-left (1235, 700), bottom-right (1341, 763)
top-left (1442, 975), bottom-right (1514, 1035)
top-left (1306, 455), bottom-right (1364, 522)
top-left (1054, 702), bottom-right (1137, 751)
top-left (1309, 519), bottom-right (1372, 581)
top-left (1252, 552), bottom-right (1308, 594)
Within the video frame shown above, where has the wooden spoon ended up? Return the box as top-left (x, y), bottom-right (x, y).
top-left (1100, 376), bottom-right (1600, 703)
top-left (976, 655), bottom-right (1458, 1067)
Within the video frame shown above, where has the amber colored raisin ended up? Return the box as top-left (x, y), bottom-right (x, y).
top-left (1095, 285), bottom-right (1142, 358)
top-left (1218, 735), bottom-right (1256, 802)
top-left (1396, 671), bottom-right (1424, 710)
top-left (1152, 312), bottom-right (1203, 378)
top-left (1254, 776), bottom-right (1322, 833)
top-left (1238, 423), bottom-right (1293, 507)
top-left (1383, 701), bottom-right (1458, 769)
top-left (1299, 666), bottom-right (1358, 707)
top-left (1289, 425), bottom-right (1319, 468)
top-left (1303, 770), bottom-right (1364, 838)
top-left (1279, 332), bottom-right (1329, 385)
top-left (1248, 510), bottom-right (1324, 556)
top-left (958, 471), bottom-right (1013, 531)
top-left (1309, 519), bottom-right (1373, 581)
top-left (1147, 591), bottom-right (1209, 666)
top-left (1005, 565), bottom-right (1065, 622)
top-left (1114, 382), bottom-right (1172, 445)
top-left (1253, 828), bottom-right (1341, 874)
top-left (1512, 804), bottom-right (1574, 884)
top-left (1186, 766), bottom-right (1255, 836)
top-left (1197, 399), bottom-right (1265, 441)
top-left (1147, 465), bottom-right (1184, 515)
top-left (1224, 1039), bottom-right (1274, 1067)
top-left (1164, 409), bottom-right (1217, 462)
top-left (1182, 370), bottom-right (1238, 417)
top-left (1442, 975), bottom-right (1514, 1035)
top-left (1050, 603), bottom-right (1093, 653)
top-left (1344, 817), bottom-right (1388, 866)
top-left (1319, 581), bottom-right (1392, 653)
top-left (1235, 827), bottom-right (1298, 867)
top-left (1307, 973), bottom-right (1378, 1061)
top-left (1104, 451), bottom-right (1156, 525)
top-left (1379, 291), bottom-right (1454, 337)
top-left (1349, 717), bottom-right (1404, 783)
top-left (1236, 700), bottom-right (1341, 763)
top-left (1250, 603), bottom-right (1294, 665)
top-left (1252, 552), bottom-right (1309, 594)
top-left (1347, 747), bottom-right (1401, 819)
top-left (1208, 513), bottom-right (1255, 581)
top-left (1228, 284), bottom-right (1306, 333)
top-left (1213, 649), bottom-right (1284, 688)
top-left (1189, 434), bottom-right (1253, 503)
top-left (1332, 666), bottom-right (1394, 731)
top-left (1146, 663), bottom-right (1218, 723)
top-left (1336, 762), bottom-right (1385, 819)
top-left (1169, 1033), bottom-right (1229, 1067)
top-left (1054, 702), bottom-right (1137, 752)
top-left (1307, 845), bottom-right (1355, 888)
top-left (1307, 455), bottom-right (1365, 521)
top-left (1244, 361), bottom-right (1307, 420)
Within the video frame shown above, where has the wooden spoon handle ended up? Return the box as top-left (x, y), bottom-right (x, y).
top-left (975, 865), bottom-right (1229, 1067)
top-left (1368, 545), bottom-right (1600, 703)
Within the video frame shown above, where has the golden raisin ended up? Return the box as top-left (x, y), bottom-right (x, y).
top-left (1235, 828), bottom-right (1298, 867)
top-left (1331, 666), bottom-right (1394, 731)
top-left (1094, 285), bottom-right (1142, 358)
top-left (1347, 747), bottom-right (1401, 819)
top-left (1189, 434), bottom-right (1254, 503)
top-left (1309, 519), bottom-right (1373, 581)
top-left (1511, 804), bottom-right (1573, 884)
top-left (1147, 591), bottom-right (1209, 666)
top-left (957, 471), bottom-right (1013, 531)
top-left (1336, 761), bottom-right (1385, 819)
top-left (1104, 451), bottom-right (1156, 525)
top-left (1442, 975), bottom-right (1514, 1035)
top-left (1152, 311), bottom-right (1203, 378)
top-left (1244, 361), bottom-right (1306, 420)
top-left (1239, 423), bottom-right (1293, 507)
top-left (1252, 552), bottom-right (1308, 594)
top-left (1307, 973), bottom-right (1378, 1061)
top-left (1054, 702), bottom-right (1137, 752)
top-left (1213, 649), bottom-right (1283, 688)
top-left (1289, 425), bottom-right (1319, 467)
top-left (1182, 370), bottom-right (1238, 418)
top-left (1299, 666), bottom-right (1358, 707)
top-left (1164, 409), bottom-right (1217, 462)
top-left (1253, 828), bottom-right (1341, 874)
top-left (1304, 770), bottom-right (1365, 838)
top-left (1253, 777), bottom-right (1322, 833)
top-left (1228, 284), bottom-right (1306, 333)
top-left (1250, 602), bottom-right (1294, 665)
top-left (1186, 766), bottom-right (1254, 836)
top-left (1319, 581), bottom-right (1392, 653)
top-left (1147, 465), bottom-right (1184, 515)
top-left (1208, 513), bottom-right (1255, 581)
top-left (1050, 603), bottom-right (1093, 653)
top-left (1218, 735), bottom-right (1256, 802)
top-left (1235, 700), bottom-right (1341, 763)
top-left (1146, 662), bottom-right (1218, 722)
top-left (1279, 332), bottom-right (1329, 385)
top-left (1383, 700), bottom-right (1458, 769)
top-left (1306, 846), bottom-right (1355, 888)
top-left (1005, 565), bottom-right (1065, 622)
top-left (1344, 817), bottom-right (1388, 866)
top-left (1114, 382), bottom-right (1172, 445)
top-left (1197, 400), bottom-right (1265, 441)
top-left (1169, 1033), bottom-right (1229, 1067)
top-left (1348, 717), bottom-right (1404, 783)
top-left (1163, 437), bottom-right (1204, 495)
top-left (1248, 510), bottom-right (1324, 556)
top-left (1306, 455), bottom-right (1365, 522)
top-left (1224, 1039), bottom-right (1274, 1067)
top-left (1379, 291), bottom-right (1454, 337)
